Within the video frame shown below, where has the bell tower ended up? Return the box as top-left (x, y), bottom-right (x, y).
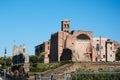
top-left (61, 19), bottom-right (70, 33)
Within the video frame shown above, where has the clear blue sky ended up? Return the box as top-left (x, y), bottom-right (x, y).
top-left (0, 0), bottom-right (120, 56)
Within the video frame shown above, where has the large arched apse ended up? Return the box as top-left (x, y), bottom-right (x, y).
top-left (75, 34), bottom-right (92, 61)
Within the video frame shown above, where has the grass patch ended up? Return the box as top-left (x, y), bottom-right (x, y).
top-left (30, 60), bottom-right (72, 72)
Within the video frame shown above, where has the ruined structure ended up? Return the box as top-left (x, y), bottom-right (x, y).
top-left (35, 20), bottom-right (116, 63)
top-left (35, 41), bottom-right (50, 63)
top-left (12, 44), bottom-right (29, 72)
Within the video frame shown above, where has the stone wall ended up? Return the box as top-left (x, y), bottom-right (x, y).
top-left (66, 62), bottom-right (120, 72)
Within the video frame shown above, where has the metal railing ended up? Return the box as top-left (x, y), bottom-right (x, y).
top-left (64, 72), bottom-right (120, 80)
top-left (35, 73), bottom-right (64, 80)
top-left (35, 72), bottom-right (120, 80)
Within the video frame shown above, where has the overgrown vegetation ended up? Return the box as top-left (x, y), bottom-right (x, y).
top-left (38, 52), bottom-right (47, 59)
top-left (29, 55), bottom-right (39, 63)
top-left (30, 60), bottom-right (72, 72)
top-left (116, 47), bottom-right (120, 61)
top-left (0, 57), bottom-right (12, 69)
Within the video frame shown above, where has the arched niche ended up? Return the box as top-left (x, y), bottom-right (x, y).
top-left (77, 34), bottom-right (90, 40)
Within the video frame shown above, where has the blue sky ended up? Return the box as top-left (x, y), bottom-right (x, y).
top-left (0, 0), bottom-right (120, 56)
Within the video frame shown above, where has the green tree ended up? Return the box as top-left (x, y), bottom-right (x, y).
top-left (38, 52), bottom-right (47, 59)
top-left (29, 55), bottom-right (39, 63)
top-left (116, 47), bottom-right (120, 61)
top-left (0, 57), bottom-right (2, 64)
top-left (6, 57), bottom-right (12, 67)
top-left (1, 57), bottom-right (12, 68)
top-left (0, 57), bottom-right (3, 68)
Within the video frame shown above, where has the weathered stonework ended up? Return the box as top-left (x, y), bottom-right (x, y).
top-left (35, 41), bottom-right (50, 63)
top-left (13, 44), bottom-right (29, 64)
top-left (35, 20), bottom-right (116, 63)
top-left (12, 44), bottom-right (30, 72)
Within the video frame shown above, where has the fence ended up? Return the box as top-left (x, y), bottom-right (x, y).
top-left (35, 72), bottom-right (120, 80)
top-left (64, 72), bottom-right (120, 80)
top-left (35, 73), bottom-right (64, 80)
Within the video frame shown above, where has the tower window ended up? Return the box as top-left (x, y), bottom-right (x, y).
top-left (64, 24), bottom-right (69, 28)
top-left (67, 24), bottom-right (69, 28)
top-left (64, 24), bottom-right (66, 28)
